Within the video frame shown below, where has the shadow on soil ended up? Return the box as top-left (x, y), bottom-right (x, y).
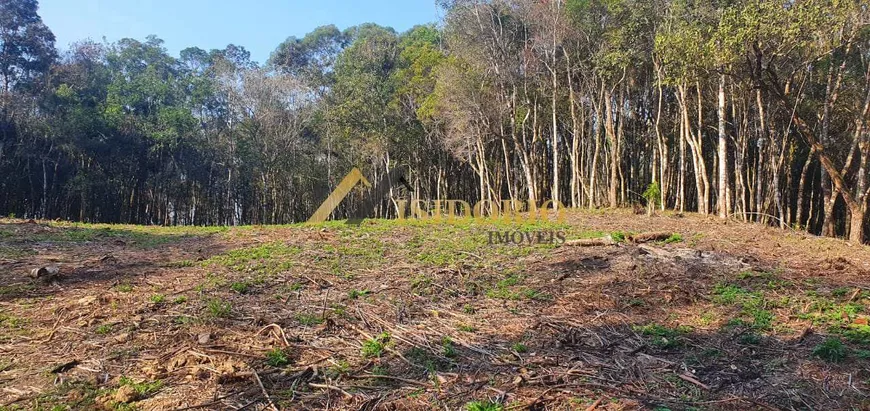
top-left (0, 221), bottom-right (228, 302)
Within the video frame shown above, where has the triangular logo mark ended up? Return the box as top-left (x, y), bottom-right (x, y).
top-left (307, 168), bottom-right (371, 223)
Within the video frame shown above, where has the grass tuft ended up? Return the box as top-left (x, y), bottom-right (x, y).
top-left (634, 324), bottom-right (689, 349)
top-left (466, 400), bottom-right (504, 411)
top-left (205, 298), bottom-right (232, 318)
top-left (265, 347), bottom-right (291, 367)
top-left (362, 332), bottom-right (391, 358)
top-left (813, 337), bottom-right (846, 363)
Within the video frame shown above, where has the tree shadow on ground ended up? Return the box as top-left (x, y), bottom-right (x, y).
top-left (0, 221), bottom-right (230, 302)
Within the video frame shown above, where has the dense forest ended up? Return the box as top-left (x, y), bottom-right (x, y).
top-left (1, 0), bottom-right (869, 241)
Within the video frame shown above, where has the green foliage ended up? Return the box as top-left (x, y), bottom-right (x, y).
top-left (843, 324), bottom-right (870, 345)
top-left (643, 182), bottom-right (661, 206)
top-left (265, 348), bottom-right (291, 367)
top-left (149, 294), bottom-right (166, 304)
top-left (118, 376), bottom-right (163, 398)
top-left (712, 284), bottom-right (774, 330)
top-left (663, 234), bottom-right (683, 244)
top-left (205, 299), bottom-right (232, 318)
top-left (465, 400), bottom-right (504, 411)
top-left (486, 273), bottom-right (547, 301)
top-left (230, 281), bottom-right (250, 294)
top-left (348, 289), bottom-right (371, 300)
top-left (0, 312), bottom-right (27, 329)
top-left (634, 324), bottom-right (690, 349)
top-left (295, 313), bottom-right (323, 326)
top-left (441, 336), bottom-right (457, 358)
top-left (813, 338), bottom-right (846, 363)
top-left (362, 332), bottom-right (391, 358)
top-left (95, 324), bottom-right (112, 335)
top-left (611, 231), bottom-right (627, 243)
top-left (205, 243), bottom-right (301, 275)
top-left (739, 333), bottom-right (762, 345)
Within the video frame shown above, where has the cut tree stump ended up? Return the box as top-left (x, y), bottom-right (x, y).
top-left (30, 265), bottom-right (60, 282)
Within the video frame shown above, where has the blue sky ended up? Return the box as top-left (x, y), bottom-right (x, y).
top-left (38, 0), bottom-right (442, 64)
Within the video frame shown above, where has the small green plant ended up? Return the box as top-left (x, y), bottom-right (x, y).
top-left (174, 315), bottom-right (194, 325)
top-left (739, 333), bottom-right (762, 345)
top-left (0, 313), bottom-right (26, 329)
top-left (611, 231), bottom-right (627, 243)
top-left (698, 312), bottom-right (715, 326)
top-left (173, 296), bottom-right (187, 304)
top-left (458, 324), bottom-right (476, 332)
top-left (206, 298), bottom-right (232, 318)
top-left (441, 336), bottom-right (457, 358)
top-left (230, 281), bottom-right (250, 294)
top-left (634, 324), bottom-right (689, 349)
top-left (466, 400), bottom-right (504, 411)
top-left (323, 360), bottom-right (350, 379)
top-left (265, 348), bottom-right (291, 367)
top-left (843, 324), bottom-right (870, 344)
top-left (832, 287), bottom-right (851, 298)
top-left (118, 376), bottom-right (163, 398)
top-left (149, 294), bottom-right (165, 304)
top-left (663, 233), bottom-right (683, 244)
top-left (295, 313), bottom-right (323, 326)
top-left (95, 324), bottom-right (112, 335)
top-left (642, 182), bottom-right (661, 215)
top-left (362, 332), bottom-right (391, 358)
top-left (168, 260), bottom-right (195, 268)
top-left (511, 342), bottom-right (528, 353)
top-left (522, 288), bottom-right (551, 301)
top-left (116, 283), bottom-right (133, 293)
top-left (712, 284), bottom-right (749, 305)
top-left (813, 337), bottom-right (846, 362)
top-left (348, 289), bottom-right (371, 300)
top-left (463, 304), bottom-right (476, 314)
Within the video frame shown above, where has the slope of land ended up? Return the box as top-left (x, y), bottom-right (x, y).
top-left (1, 210), bottom-right (869, 410)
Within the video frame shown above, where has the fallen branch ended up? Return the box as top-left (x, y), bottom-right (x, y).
top-left (564, 237), bottom-right (615, 247)
top-left (251, 366), bottom-right (279, 411)
top-left (349, 374), bottom-right (428, 386)
top-left (170, 388), bottom-right (256, 411)
top-left (677, 373), bottom-right (710, 390)
top-left (202, 348), bottom-right (262, 359)
top-left (50, 360), bottom-right (80, 374)
top-left (628, 232), bottom-right (674, 243)
top-left (309, 383), bottom-right (353, 399)
top-left (585, 397), bottom-right (604, 411)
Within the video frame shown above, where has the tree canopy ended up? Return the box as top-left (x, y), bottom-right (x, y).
top-left (2, 0), bottom-right (870, 242)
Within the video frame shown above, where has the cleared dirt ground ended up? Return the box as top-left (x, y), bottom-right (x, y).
top-left (1, 210), bottom-right (869, 410)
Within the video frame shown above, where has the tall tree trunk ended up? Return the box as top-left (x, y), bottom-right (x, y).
top-left (605, 87), bottom-right (618, 208)
top-left (717, 73), bottom-right (729, 218)
top-left (795, 150), bottom-right (814, 228)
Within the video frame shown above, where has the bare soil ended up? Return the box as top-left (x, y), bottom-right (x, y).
top-left (1, 210), bottom-right (869, 410)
